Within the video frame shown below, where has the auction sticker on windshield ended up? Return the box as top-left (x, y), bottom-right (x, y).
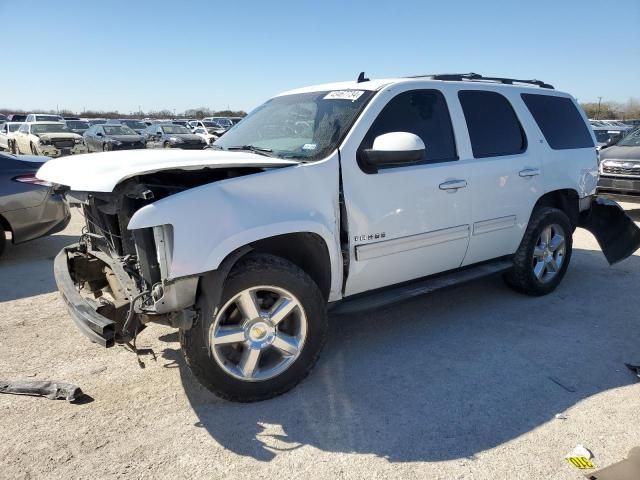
top-left (324, 90), bottom-right (365, 101)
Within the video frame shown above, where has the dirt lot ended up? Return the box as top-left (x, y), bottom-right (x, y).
top-left (1, 204), bottom-right (640, 479)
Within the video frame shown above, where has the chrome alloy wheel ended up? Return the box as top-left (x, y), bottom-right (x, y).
top-left (210, 286), bottom-right (307, 382)
top-left (532, 224), bottom-right (566, 283)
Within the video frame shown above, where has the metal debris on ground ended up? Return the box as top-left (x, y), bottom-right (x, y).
top-left (554, 413), bottom-right (568, 420)
top-left (586, 447), bottom-right (640, 480)
top-left (0, 379), bottom-right (84, 402)
top-left (565, 444), bottom-right (595, 470)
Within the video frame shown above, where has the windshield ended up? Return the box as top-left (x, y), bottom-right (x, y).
top-left (35, 115), bottom-right (62, 122)
top-left (66, 120), bottom-right (90, 129)
top-left (617, 127), bottom-right (640, 147)
top-left (8, 124), bottom-right (21, 132)
top-left (31, 124), bottom-right (70, 134)
top-left (123, 120), bottom-right (146, 130)
top-left (214, 90), bottom-right (375, 160)
top-left (212, 118), bottom-right (233, 128)
top-left (594, 130), bottom-right (624, 144)
top-left (104, 125), bottom-right (137, 135)
top-left (161, 125), bottom-right (191, 134)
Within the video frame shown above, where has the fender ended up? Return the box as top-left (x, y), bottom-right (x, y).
top-left (128, 152), bottom-right (344, 301)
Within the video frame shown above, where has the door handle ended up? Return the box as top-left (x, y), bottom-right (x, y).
top-left (439, 179), bottom-right (467, 191)
top-left (519, 168), bottom-right (540, 177)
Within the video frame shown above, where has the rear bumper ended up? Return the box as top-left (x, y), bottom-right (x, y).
top-left (54, 245), bottom-right (117, 347)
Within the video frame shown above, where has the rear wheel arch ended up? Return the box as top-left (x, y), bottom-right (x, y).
top-left (532, 189), bottom-right (580, 228)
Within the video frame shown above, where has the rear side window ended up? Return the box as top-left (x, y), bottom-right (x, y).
top-left (458, 90), bottom-right (526, 158)
top-left (521, 94), bottom-right (594, 149)
top-left (361, 89), bottom-right (457, 165)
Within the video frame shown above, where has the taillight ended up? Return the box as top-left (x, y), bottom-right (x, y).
top-left (13, 175), bottom-right (52, 187)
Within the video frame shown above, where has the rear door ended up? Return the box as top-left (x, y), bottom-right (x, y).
top-left (340, 86), bottom-right (472, 295)
top-left (455, 89), bottom-right (543, 266)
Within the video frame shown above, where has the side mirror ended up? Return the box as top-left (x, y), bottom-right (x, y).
top-left (96, 132), bottom-right (103, 137)
top-left (360, 132), bottom-right (425, 173)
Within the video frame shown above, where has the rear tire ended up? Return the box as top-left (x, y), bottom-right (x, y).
top-left (180, 254), bottom-right (328, 402)
top-left (13, 141), bottom-right (20, 154)
top-left (504, 207), bottom-right (572, 296)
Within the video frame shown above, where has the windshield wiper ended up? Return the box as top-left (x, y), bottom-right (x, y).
top-left (226, 145), bottom-right (274, 157)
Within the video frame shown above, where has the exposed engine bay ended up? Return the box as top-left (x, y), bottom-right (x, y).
top-left (59, 167), bottom-right (264, 345)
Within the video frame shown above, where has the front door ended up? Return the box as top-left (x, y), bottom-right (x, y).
top-left (340, 87), bottom-right (472, 296)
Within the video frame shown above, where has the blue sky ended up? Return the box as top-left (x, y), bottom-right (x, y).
top-left (1, 0), bottom-right (638, 113)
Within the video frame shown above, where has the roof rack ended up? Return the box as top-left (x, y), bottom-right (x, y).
top-left (406, 72), bottom-right (554, 89)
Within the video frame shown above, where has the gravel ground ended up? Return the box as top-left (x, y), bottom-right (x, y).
top-left (1, 204), bottom-right (639, 479)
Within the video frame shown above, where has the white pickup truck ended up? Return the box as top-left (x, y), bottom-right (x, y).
top-left (38, 73), bottom-right (640, 402)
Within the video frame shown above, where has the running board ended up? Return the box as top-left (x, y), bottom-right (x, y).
top-left (331, 259), bottom-right (513, 315)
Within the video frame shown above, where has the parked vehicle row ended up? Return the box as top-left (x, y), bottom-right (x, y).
top-left (0, 113), bottom-right (242, 157)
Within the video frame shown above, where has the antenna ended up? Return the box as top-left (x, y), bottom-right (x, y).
top-left (357, 72), bottom-right (369, 83)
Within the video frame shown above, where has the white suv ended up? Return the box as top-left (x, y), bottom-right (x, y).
top-left (38, 73), bottom-right (640, 402)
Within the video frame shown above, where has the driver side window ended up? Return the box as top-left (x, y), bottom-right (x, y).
top-left (360, 89), bottom-right (457, 166)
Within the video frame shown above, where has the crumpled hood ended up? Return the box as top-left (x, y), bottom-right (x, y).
top-left (36, 149), bottom-right (298, 192)
top-left (38, 132), bottom-right (81, 140)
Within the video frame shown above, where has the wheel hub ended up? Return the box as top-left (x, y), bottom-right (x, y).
top-left (245, 319), bottom-right (275, 347)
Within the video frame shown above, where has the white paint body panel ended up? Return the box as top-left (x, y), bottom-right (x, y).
top-left (36, 76), bottom-right (599, 309)
top-left (127, 153), bottom-right (344, 301)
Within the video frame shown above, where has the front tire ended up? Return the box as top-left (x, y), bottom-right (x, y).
top-left (181, 254), bottom-right (328, 402)
top-left (30, 142), bottom-right (38, 155)
top-left (504, 207), bottom-right (573, 296)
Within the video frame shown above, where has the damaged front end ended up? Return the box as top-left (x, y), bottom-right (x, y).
top-left (53, 168), bottom-right (260, 347)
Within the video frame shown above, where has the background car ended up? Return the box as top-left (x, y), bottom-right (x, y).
top-left (598, 126), bottom-right (640, 201)
top-left (143, 123), bottom-right (206, 149)
top-left (25, 113), bottom-right (64, 123)
top-left (7, 114), bottom-right (27, 122)
top-left (87, 118), bottom-right (107, 125)
top-left (64, 119), bottom-right (91, 135)
top-left (0, 152), bottom-right (70, 257)
top-left (13, 122), bottom-right (86, 157)
top-left (109, 119), bottom-right (148, 134)
top-left (203, 116), bottom-right (234, 130)
top-left (592, 125), bottom-right (630, 150)
top-left (83, 124), bottom-right (146, 152)
top-left (0, 114), bottom-right (6, 122)
top-left (0, 122), bottom-right (22, 152)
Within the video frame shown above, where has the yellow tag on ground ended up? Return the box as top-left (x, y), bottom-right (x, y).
top-left (566, 456), bottom-right (595, 469)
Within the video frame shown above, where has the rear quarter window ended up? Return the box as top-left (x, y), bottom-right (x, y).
top-left (458, 90), bottom-right (526, 158)
top-left (521, 94), bottom-right (594, 150)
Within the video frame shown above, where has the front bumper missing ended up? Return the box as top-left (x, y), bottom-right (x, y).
top-left (54, 244), bottom-right (122, 347)
top-left (40, 144), bottom-right (88, 157)
top-left (578, 197), bottom-right (640, 265)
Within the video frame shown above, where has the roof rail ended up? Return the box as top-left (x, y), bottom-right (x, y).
top-left (406, 72), bottom-right (554, 89)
